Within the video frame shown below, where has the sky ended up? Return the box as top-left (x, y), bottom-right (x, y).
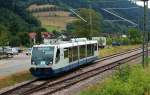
top-left (136, 1), bottom-right (150, 8)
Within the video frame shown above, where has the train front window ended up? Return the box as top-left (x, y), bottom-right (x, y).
top-left (32, 47), bottom-right (54, 65)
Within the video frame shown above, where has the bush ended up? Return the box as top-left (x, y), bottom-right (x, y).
top-left (106, 37), bottom-right (113, 45)
top-left (107, 37), bottom-right (130, 46)
top-left (80, 65), bottom-right (150, 95)
top-left (128, 28), bottom-right (142, 44)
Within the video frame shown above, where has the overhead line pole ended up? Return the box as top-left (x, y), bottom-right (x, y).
top-left (89, 3), bottom-right (93, 39)
top-left (138, 0), bottom-right (149, 67)
top-left (144, 0), bottom-right (149, 67)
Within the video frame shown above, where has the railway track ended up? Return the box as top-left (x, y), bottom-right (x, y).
top-left (0, 48), bottom-right (144, 95)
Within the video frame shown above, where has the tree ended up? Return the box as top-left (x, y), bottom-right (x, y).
top-left (128, 28), bottom-right (142, 44)
top-left (36, 31), bottom-right (43, 44)
top-left (67, 8), bottom-right (103, 38)
top-left (0, 25), bottom-right (9, 46)
top-left (9, 36), bottom-right (20, 47)
top-left (18, 32), bottom-right (30, 47)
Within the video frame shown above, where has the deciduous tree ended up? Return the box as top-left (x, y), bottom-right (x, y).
top-left (67, 8), bottom-right (103, 38)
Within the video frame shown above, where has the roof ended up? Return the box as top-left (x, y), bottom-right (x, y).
top-left (29, 32), bottom-right (36, 39)
top-left (41, 32), bottom-right (53, 39)
top-left (33, 40), bottom-right (98, 48)
top-left (29, 32), bottom-right (53, 39)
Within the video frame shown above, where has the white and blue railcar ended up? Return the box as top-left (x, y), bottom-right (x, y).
top-left (30, 38), bottom-right (99, 78)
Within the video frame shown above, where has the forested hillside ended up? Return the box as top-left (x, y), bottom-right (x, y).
top-left (0, 0), bottom-right (147, 46)
top-left (20, 0), bottom-right (146, 33)
top-left (0, 0), bottom-right (43, 46)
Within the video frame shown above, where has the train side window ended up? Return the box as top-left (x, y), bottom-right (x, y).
top-left (91, 44), bottom-right (94, 55)
top-left (87, 44), bottom-right (91, 57)
top-left (72, 46), bottom-right (78, 61)
top-left (80, 45), bottom-right (86, 59)
top-left (69, 48), bottom-right (73, 62)
top-left (55, 49), bottom-right (60, 63)
top-left (64, 48), bottom-right (68, 58)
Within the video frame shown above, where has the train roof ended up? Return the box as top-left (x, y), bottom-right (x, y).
top-left (33, 39), bottom-right (98, 48)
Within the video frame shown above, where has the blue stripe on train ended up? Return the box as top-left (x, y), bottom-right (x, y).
top-left (30, 56), bottom-right (98, 78)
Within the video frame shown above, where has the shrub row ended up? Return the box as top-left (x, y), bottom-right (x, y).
top-left (80, 65), bottom-right (150, 95)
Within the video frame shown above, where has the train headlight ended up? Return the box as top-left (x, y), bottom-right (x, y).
top-left (32, 61), bottom-right (35, 65)
top-left (49, 61), bottom-right (52, 64)
top-left (48, 61), bottom-right (52, 66)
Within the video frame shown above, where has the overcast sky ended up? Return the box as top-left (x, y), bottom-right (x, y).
top-left (136, 1), bottom-right (150, 8)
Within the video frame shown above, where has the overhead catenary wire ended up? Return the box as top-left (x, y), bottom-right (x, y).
top-left (87, 0), bottom-right (132, 3)
top-left (101, 8), bottom-right (138, 26)
top-left (104, 7), bottom-right (139, 10)
top-left (69, 9), bottom-right (87, 23)
top-left (104, 20), bottom-right (131, 22)
top-left (56, 0), bottom-right (87, 23)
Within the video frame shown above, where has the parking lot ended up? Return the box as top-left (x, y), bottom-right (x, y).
top-left (0, 53), bottom-right (31, 77)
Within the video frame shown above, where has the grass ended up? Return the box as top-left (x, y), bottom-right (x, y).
top-left (31, 10), bottom-right (77, 32)
top-left (38, 16), bottom-right (77, 31)
top-left (99, 45), bottom-right (140, 57)
top-left (28, 3), bottom-right (78, 32)
top-left (0, 71), bottom-right (33, 89)
top-left (44, 25), bottom-right (59, 32)
top-left (79, 64), bottom-right (150, 95)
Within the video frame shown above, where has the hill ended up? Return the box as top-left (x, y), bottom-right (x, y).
top-left (0, 0), bottom-right (42, 32)
top-left (20, 0), bottom-right (147, 33)
top-left (28, 4), bottom-right (77, 32)
top-left (0, 0), bottom-right (43, 46)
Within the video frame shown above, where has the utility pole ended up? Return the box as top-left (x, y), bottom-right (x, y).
top-left (89, 3), bottom-right (93, 39)
top-left (141, 0), bottom-right (149, 67)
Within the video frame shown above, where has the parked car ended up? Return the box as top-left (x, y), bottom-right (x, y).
top-left (0, 47), bottom-right (3, 53)
top-left (112, 41), bottom-right (121, 46)
top-left (26, 48), bottom-right (32, 55)
top-left (4, 47), bottom-right (18, 56)
top-left (4, 48), bottom-right (13, 57)
top-left (12, 48), bottom-right (19, 55)
top-left (14, 47), bottom-right (23, 53)
top-left (0, 47), bottom-right (4, 55)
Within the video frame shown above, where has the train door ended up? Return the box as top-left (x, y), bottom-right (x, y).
top-left (55, 48), bottom-right (60, 64)
top-left (56, 48), bottom-right (65, 64)
top-left (69, 47), bottom-right (73, 63)
top-left (94, 43), bottom-right (99, 56)
top-left (79, 45), bottom-right (86, 65)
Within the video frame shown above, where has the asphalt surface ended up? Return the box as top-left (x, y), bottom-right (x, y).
top-left (0, 53), bottom-right (31, 77)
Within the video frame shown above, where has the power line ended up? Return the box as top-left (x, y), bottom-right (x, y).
top-left (69, 9), bottom-right (87, 22)
top-left (87, 0), bottom-right (130, 3)
top-left (104, 7), bottom-right (139, 10)
top-left (101, 8), bottom-right (138, 26)
top-left (56, 0), bottom-right (87, 22)
top-left (104, 20), bottom-right (130, 22)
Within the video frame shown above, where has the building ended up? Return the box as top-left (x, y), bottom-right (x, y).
top-left (29, 32), bottom-right (54, 44)
top-left (29, 32), bottom-right (36, 44)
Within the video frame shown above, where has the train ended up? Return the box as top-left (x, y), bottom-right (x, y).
top-left (30, 38), bottom-right (99, 78)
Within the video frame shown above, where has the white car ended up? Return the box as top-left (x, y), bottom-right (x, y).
top-left (12, 48), bottom-right (19, 55)
top-left (5, 48), bottom-right (18, 55)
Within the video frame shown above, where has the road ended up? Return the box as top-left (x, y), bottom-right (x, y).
top-left (0, 53), bottom-right (30, 77)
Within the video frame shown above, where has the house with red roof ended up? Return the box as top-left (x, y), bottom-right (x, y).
top-left (29, 32), bottom-right (53, 44)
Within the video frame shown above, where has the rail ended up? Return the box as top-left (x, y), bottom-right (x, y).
top-left (0, 48), bottom-right (144, 95)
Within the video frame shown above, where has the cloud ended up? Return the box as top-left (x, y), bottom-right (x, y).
top-left (136, 1), bottom-right (150, 8)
